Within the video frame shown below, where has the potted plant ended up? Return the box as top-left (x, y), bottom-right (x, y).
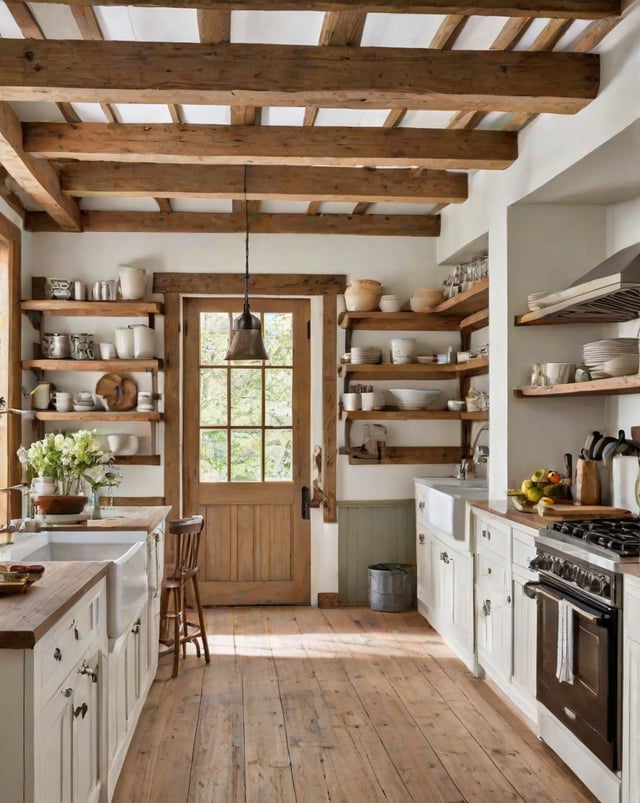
top-left (18, 430), bottom-right (119, 516)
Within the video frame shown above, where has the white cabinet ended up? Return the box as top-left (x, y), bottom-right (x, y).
top-left (475, 512), bottom-right (512, 687)
top-left (510, 528), bottom-right (538, 722)
top-left (0, 577), bottom-right (107, 803)
top-left (416, 520), bottom-right (474, 671)
top-left (623, 573), bottom-right (640, 803)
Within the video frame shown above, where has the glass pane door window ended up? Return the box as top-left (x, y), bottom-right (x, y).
top-left (199, 310), bottom-right (294, 483)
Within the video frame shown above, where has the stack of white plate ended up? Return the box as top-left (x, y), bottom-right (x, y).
top-left (350, 347), bottom-right (382, 365)
top-left (583, 338), bottom-right (639, 378)
top-left (527, 291), bottom-right (549, 311)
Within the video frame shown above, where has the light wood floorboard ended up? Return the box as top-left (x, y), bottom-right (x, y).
top-left (114, 606), bottom-right (597, 803)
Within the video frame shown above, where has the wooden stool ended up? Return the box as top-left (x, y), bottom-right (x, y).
top-left (159, 515), bottom-right (211, 677)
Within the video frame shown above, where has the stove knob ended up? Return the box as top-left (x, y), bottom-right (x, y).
top-left (588, 574), bottom-right (604, 595)
top-left (601, 577), bottom-right (611, 598)
top-left (564, 564), bottom-right (578, 582)
top-left (553, 558), bottom-right (565, 576)
top-left (576, 570), bottom-right (590, 590)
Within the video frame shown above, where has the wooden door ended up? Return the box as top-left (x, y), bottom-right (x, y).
top-left (184, 298), bottom-right (311, 605)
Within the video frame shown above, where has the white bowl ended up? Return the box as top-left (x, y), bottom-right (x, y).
top-left (379, 298), bottom-right (403, 313)
top-left (387, 388), bottom-right (441, 410)
top-left (447, 400), bottom-right (466, 412)
top-left (603, 354), bottom-right (639, 377)
top-left (107, 433), bottom-right (129, 454)
top-left (118, 435), bottom-right (139, 456)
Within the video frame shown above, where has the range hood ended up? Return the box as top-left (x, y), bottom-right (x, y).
top-left (532, 243), bottom-right (640, 321)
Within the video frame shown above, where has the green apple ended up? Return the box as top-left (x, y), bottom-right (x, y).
top-left (531, 469), bottom-right (548, 483)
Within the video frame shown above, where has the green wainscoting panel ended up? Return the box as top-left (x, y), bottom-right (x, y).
top-left (338, 499), bottom-right (416, 604)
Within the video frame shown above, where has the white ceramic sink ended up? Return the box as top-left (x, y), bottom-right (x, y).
top-left (5, 530), bottom-right (148, 638)
top-left (416, 479), bottom-right (488, 539)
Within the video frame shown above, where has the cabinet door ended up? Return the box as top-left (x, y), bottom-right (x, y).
top-left (624, 635), bottom-right (640, 802)
top-left (72, 648), bottom-right (102, 803)
top-left (512, 569), bottom-right (537, 699)
top-left (38, 683), bottom-right (73, 803)
top-left (449, 550), bottom-right (472, 644)
top-left (477, 581), bottom-right (512, 680)
top-left (416, 527), bottom-right (431, 606)
top-left (108, 635), bottom-right (128, 765)
top-left (429, 535), bottom-right (448, 622)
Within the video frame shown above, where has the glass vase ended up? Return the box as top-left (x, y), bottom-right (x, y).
top-left (90, 488), bottom-right (102, 520)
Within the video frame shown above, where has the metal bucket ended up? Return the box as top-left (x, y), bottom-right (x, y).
top-left (368, 563), bottom-right (416, 612)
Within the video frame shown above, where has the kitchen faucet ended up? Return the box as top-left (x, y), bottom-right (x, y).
top-left (454, 423), bottom-right (489, 479)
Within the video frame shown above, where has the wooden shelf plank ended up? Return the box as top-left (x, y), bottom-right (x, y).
top-left (434, 278), bottom-right (489, 317)
top-left (514, 374), bottom-right (640, 398)
top-left (34, 411), bottom-right (162, 422)
top-left (21, 300), bottom-right (164, 316)
top-left (344, 409), bottom-right (460, 421)
top-left (340, 357), bottom-right (488, 381)
top-left (460, 307), bottom-right (489, 333)
top-left (514, 309), bottom-right (624, 326)
top-left (23, 358), bottom-right (161, 371)
top-left (344, 445), bottom-right (464, 465)
top-left (114, 455), bottom-right (161, 466)
top-left (339, 310), bottom-right (459, 331)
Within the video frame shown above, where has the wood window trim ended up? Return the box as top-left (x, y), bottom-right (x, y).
top-left (0, 212), bottom-right (21, 524)
top-left (157, 273), bottom-right (346, 524)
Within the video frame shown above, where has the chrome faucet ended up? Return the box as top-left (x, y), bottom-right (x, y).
top-left (454, 423), bottom-right (489, 479)
top-left (471, 423), bottom-right (490, 464)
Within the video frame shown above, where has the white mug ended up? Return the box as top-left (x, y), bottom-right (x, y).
top-left (342, 393), bottom-right (361, 411)
top-left (131, 325), bottom-right (155, 358)
top-left (137, 391), bottom-right (153, 409)
top-left (54, 391), bottom-right (73, 412)
top-left (100, 342), bottom-right (117, 360)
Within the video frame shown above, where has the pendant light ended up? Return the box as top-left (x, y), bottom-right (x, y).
top-left (224, 166), bottom-right (269, 362)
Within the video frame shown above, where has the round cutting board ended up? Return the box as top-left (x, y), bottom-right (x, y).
top-left (96, 373), bottom-right (137, 411)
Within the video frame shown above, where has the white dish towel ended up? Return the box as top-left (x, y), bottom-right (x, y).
top-left (556, 599), bottom-right (575, 684)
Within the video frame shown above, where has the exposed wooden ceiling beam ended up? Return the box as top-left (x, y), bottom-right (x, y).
top-left (0, 103), bottom-right (81, 230)
top-left (4, 0), bottom-right (620, 20)
top-left (25, 210), bottom-right (440, 236)
top-left (24, 123), bottom-right (519, 169)
top-left (0, 41), bottom-right (599, 113)
top-left (59, 163), bottom-right (468, 203)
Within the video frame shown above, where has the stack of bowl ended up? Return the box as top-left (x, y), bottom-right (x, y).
top-left (409, 288), bottom-right (442, 312)
top-left (351, 347), bottom-right (382, 365)
top-left (379, 294), bottom-right (403, 312)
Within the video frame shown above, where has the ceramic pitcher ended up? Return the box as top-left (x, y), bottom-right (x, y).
top-left (114, 327), bottom-right (135, 359)
top-left (118, 266), bottom-right (146, 300)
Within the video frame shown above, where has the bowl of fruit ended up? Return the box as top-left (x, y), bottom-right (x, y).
top-left (506, 468), bottom-right (570, 513)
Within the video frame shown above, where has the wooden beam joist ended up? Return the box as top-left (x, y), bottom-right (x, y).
top-left (154, 272), bottom-right (347, 295)
top-left (24, 210), bottom-right (441, 236)
top-left (25, 123), bottom-right (518, 169)
top-left (0, 103), bottom-right (81, 230)
top-left (0, 41), bottom-right (599, 114)
top-left (59, 163), bottom-right (468, 204)
top-left (4, 0), bottom-right (620, 20)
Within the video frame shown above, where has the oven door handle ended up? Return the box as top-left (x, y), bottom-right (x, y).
top-left (523, 582), bottom-right (610, 626)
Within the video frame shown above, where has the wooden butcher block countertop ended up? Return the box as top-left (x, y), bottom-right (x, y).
top-left (470, 499), bottom-right (548, 532)
top-left (0, 561), bottom-right (108, 649)
top-left (40, 505), bottom-right (172, 534)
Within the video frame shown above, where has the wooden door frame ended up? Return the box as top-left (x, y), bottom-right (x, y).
top-left (154, 272), bottom-right (346, 523)
top-left (0, 212), bottom-right (22, 524)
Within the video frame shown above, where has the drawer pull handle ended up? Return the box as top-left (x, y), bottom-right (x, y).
top-left (418, 533), bottom-right (425, 545)
top-left (73, 703), bottom-right (88, 720)
top-left (61, 688), bottom-right (73, 698)
top-left (53, 647), bottom-right (62, 662)
top-left (78, 660), bottom-right (98, 683)
top-left (482, 599), bottom-right (491, 616)
top-left (131, 618), bottom-right (141, 634)
top-left (487, 567), bottom-right (492, 574)
top-left (418, 501), bottom-right (425, 511)
top-left (563, 706), bottom-right (577, 721)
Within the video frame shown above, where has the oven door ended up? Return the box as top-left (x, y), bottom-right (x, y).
top-left (527, 578), bottom-right (619, 770)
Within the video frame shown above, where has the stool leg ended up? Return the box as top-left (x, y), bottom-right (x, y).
top-left (192, 575), bottom-right (210, 664)
top-left (172, 587), bottom-right (181, 678)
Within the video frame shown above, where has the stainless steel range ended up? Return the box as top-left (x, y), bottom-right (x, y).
top-left (527, 518), bottom-right (640, 777)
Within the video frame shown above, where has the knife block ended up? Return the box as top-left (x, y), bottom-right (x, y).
top-left (575, 458), bottom-right (601, 505)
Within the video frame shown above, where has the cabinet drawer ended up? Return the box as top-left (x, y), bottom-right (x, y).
top-left (37, 579), bottom-right (106, 703)
top-left (477, 552), bottom-right (508, 588)
top-left (475, 515), bottom-right (510, 557)
top-left (512, 529), bottom-right (537, 572)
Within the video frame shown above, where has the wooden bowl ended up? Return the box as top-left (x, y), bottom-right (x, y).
top-left (32, 495), bottom-right (88, 515)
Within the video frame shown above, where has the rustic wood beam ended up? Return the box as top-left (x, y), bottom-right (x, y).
top-left (0, 41), bottom-right (599, 113)
top-left (154, 273), bottom-right (348, 295)
top-left (59, 163), bottom-right (468, 204)
top-left (25, 210), bottom-right (440, 236)
top-left (0, 104), bottom-right (81, 230)
top-left (3, 0), bottom-right (620, 20)
top-left (25, 123), bottom-right (518, 169)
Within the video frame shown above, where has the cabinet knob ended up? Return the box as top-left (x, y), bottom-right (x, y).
top-left (506, 595), bottom-right (512, 604)
top-left (53, 647), bottom-right (62, 662)
top-left (487, 567), bottom-right (492, 575)
top-left (418, 533), bottom-right (425, 545)
top-left (61, 688), bottom-right (73, 698)
top-left (78, 660), bottom-right (98, 683)
top-left (131, 618), bottom-right (141, 634)
top-left (418, 501), bottom-right (425, 511)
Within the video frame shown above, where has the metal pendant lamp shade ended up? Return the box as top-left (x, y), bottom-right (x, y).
top-left (225, 167), bottom-right (269, 362)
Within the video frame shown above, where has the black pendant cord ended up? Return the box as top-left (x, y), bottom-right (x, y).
top-left (243, 165), bottom-right (250, 315)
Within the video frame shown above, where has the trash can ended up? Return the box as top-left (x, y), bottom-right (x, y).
top-left (368, 563), bottom-right (417, 612)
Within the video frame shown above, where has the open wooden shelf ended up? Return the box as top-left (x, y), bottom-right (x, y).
top-left (514, 374), bottom-right (640, 398)
top-left (343, 409), bottom-right (489, 421)
top-left (114, 455), bottom-right (161, 466)
top-left (23, 358), bottom-right (162, 372)
top-left (21, 300), bottom-right (164, 317)
top-left (339, 278), bottom-right (489, 332)
top-left (34, 410), bottom-right (162, 422)
top-left (342, 445), bottom-right (465, 465)
top-left (340, 357), bottom-right (489, 381)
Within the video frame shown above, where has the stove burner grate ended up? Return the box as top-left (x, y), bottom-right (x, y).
top-left (550, 517), bottom-right (640, 557)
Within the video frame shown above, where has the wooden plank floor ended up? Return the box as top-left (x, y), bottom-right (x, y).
top-left (113, 607), bottom-right (597, 803)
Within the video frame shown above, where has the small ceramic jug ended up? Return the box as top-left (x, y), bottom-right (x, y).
top-left (118, 266), bottom-right (146, 300)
